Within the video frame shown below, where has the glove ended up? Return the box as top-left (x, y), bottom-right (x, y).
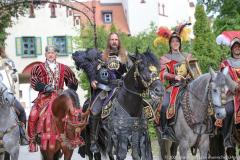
top-left (44, 84), bottom-right (54, 93)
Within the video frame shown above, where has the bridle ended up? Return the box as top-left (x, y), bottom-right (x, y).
top-left (123, 60), bottom-right (160, 97)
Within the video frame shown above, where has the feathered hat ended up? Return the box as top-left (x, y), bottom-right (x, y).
top-left (153, 22), bottom-right (191, 47)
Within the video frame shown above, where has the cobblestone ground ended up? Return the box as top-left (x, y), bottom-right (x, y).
top-left (19, 139), bottom-right (209, 160)
top-left (19, 141), bottom-right (160, 160)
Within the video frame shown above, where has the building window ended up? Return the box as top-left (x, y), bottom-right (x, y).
top-left (47, 36), bottom-right (72, 56)
top-left (53, 36), bottom-right (67, 55)
top-left (102, 11), bottom-right (112, 24)
top-left (158, 2), bottom-right (167, 17)
top-left (15, 37), bottom-right (42, 57)
top-left (22, 37), bottom-right (36, 56)
top-left (49, 3), bottom-right (57, 18)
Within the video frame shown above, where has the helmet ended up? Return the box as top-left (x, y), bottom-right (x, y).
top-left (169, 32), bottom-right (182, 49)
top-left (97, 68), bottom-right (110, 85)
top-left (169, 32), bottom-right (181, 44)
top-left (230, 37), bottom-right (240, 50)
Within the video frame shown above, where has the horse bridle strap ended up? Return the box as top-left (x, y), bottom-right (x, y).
top-left (122, 82), bottom-right (144, 97)
top-left (133, 63), bottom-right (159, 88)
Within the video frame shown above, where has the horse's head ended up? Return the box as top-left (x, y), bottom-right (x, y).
top-left (0, 80), bottom-right (15, 107)
top-left (129, 48), bottom-right (165, 100)
top-left (209, 67), bottom-right (230, 119)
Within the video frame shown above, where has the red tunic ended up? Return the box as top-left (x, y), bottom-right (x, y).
top-left (159, 53), bottom-right (186, 119)
top-left (30, 62), bottom-right (78, 109)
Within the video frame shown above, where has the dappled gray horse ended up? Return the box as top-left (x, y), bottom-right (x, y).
top-left (157, 68), bottom-right (235, 160)
top-left (0, 81), bottom-right (20, 160)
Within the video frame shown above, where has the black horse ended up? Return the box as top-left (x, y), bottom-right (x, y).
top-left (73, 48), bottom-right (165, 160)
top-left (108, 50), bottom-right (164, 160)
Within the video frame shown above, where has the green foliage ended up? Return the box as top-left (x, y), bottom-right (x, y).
top-left (79, 72), bottom-right (90, 98)
top-left (0, 1), bottom-right (29, 48)
top-left (213, 0), bottom-right (240, 36)
top-left (148, 121), bottom-right (158, 139)
top-left (193, 4), bottom-right (222, 72)
top-left (74, 25), bottom-right (108, 51)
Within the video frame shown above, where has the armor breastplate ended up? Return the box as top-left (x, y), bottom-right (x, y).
top-left (165, 52), bottom-right (186, 63)
top-left (107, 56), bottom-right (120, 70)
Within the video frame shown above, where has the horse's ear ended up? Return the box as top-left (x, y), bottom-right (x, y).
top-left (209, 67), bottom-right (217, 78)
top-left (222, 66), bottom-right (229, 75)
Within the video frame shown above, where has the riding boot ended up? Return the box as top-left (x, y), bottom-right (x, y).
top-left (89, 114), bottom-right (101, 153)
top-left (161, 109), bottom-right (176, 141)
top-left (27, 106), bottom-right (39, 152)
top-left (162, 120), bottom-right (177, 142)
top-left (222, 101), bottom-right (234, 149)
top-left (19, 121), bottom-right (29, 145)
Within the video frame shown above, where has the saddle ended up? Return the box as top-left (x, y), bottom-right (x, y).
top-left (35, 94), bottom-right (86, 150)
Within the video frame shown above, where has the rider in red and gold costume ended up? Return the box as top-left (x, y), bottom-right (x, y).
top-left (219, 37), bottom-right (240, 148)
top-left (28, 45), bottom-right (78, 152)
top-left (159, 32), bottom-right (192, 141)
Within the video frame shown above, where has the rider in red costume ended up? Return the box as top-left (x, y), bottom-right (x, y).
top-left (219, 37), bottom-right (240, 149)
top-left (28, 45), bottom-right (79, 152)
top-left (159, 31), bottom-right (192, 141)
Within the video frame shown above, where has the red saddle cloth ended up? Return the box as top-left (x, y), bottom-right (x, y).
top-left (36, 95), bottom-right (85, 150)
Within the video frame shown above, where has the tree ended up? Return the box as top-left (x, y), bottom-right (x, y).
top-left (193, 4), bottom-right (222, 72)
top-left (199, 0), bottom-right (240, 36)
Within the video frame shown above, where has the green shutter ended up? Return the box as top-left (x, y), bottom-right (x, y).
top-left (47, 37), bottom-right (53, 45)
top-left (35, 37), bottom-right (42, 55)
top-left (15, 37), bottom-right (22, 56)
top-left (66, 36), bottom-right (73, 54)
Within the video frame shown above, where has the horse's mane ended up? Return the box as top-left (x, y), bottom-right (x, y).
top-left (141, 50), bottom-right (160, 70)
top-left (72, 48), bottom-right (101, 81)
top-left (62, 89), bottom-right (80, 108)
top-left (186, 73), bottom-right (212, 122)
top-left (188, 73), bottom-right (211, 103)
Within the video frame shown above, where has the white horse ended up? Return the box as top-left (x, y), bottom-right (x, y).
top-left (0, 58), bottom-right (20, 160)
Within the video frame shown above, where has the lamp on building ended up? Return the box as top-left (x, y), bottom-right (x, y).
top-left (140, 0), bottom-right (146, 3)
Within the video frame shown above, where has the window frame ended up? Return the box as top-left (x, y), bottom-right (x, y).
top-left (102, 11), bottom-right (113, 24)
top-left (21, 37), bottom-right (37, 58)
top-left (52, 36), bottom-right (68, 56)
